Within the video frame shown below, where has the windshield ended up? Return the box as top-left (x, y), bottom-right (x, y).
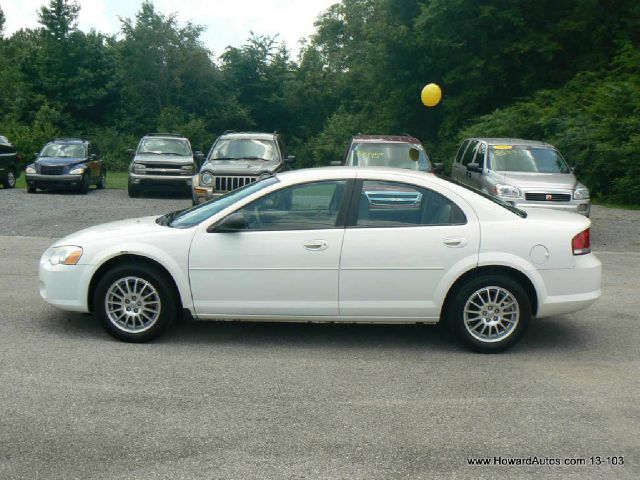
top-left (348, 143), bottom-right (431, 171)
top-left (165, 176), bottom-right (280, 228)
top-left (40, 143), bottom-right (85, 158)
top-left (210, 138), bottom-right (278, 161)
top-left (139, 138), bottom-right (191, 156)
top-left (489, 146), bottom-right (570, 173)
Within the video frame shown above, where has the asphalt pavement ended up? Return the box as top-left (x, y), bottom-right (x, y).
top-left (0, 187), bottom-right (638, 479)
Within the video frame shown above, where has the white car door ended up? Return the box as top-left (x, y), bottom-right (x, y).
top-left (339, 179), bottom-right (480, 320)
top-left (189, 179), bottom-right (351, 318)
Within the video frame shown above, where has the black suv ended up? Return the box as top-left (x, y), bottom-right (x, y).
top-left (26, 138), bottom-right (106, 194)
top-left (0, 135), bottom-right (20, 189)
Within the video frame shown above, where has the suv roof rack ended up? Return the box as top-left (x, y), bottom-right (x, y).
top-left (53, 137), bottom-right (86, 142)
top-left (222, 130), bottom-right (236, 135)
top-left (146, 133), bottom-right (184, 138)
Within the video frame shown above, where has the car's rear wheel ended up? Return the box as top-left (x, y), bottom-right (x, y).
top-left (94, 264), bottom-right (177, 342)
top-left (447, 274), bottom-right (531, 353)
top-left (2, 169), bottom-right (16, 188)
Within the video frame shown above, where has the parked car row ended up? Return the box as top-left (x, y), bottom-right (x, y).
top-left (2, 131), bottom-right (591, 216)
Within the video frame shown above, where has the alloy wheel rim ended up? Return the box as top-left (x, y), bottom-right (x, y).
top-left (8, 172), bottom-right (15, 187)
top-left (463, 286), bottom-right (519, 343)
top-left (105, 276), bottom-right (161, 333)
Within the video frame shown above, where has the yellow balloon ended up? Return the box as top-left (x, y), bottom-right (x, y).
top-left (421, 83), bottom-right (442, 107)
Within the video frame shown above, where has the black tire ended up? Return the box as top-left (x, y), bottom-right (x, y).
top-left (2, 169), bottom-right (16, 188)
top-left (93, 263), bottom-right (178, 342)
top-left (446, 274), bottom-right (531, 353)
top-left (128, 181), bottom-right (140, 198)
top-left (79, 173), bottom-right (90, 194)
top-left (27, 183), bottom-right (37, 193)
top-left (96, 169), bottom-right (106, 189)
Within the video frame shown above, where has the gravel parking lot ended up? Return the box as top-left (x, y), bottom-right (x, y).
top-left (0, 187), bottom-right (639, 479)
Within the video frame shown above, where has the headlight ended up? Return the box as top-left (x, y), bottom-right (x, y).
top-left (132, 163), bottom-right (145, 173)
top-left (201, 172), bottom-right (213, 186)
top-left (25, 166), bottom-right (36, 174)
top-left (574, 188), bottom-right (590, 200)
top-left (181, 164), bottom-right (194, 174)
top-left (46, 246), bottom-right (83, 266)
top-left (69, 167), bottom-right (85, 175)
top-left (493, 184), bottom-right (521, 197)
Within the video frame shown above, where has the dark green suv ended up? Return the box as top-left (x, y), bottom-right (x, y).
top-left (0, 135), bottom-right (20, 189)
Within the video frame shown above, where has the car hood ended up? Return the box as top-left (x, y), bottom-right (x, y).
top-left (134, 154), bottom-right (194, 165)
top-left (200, 159), bottom-right (280, 174)
top-left (495, 172), bottom-right (578, 190)
top-left (36, 156), bottom-right (86, 166)
top-left (54, 216), bottom-right (166, 246)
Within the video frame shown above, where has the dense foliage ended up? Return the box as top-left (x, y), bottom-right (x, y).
top-left (0, 0), bottom-right (638, 203)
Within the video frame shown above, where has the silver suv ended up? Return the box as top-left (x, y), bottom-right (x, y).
top-left (127, 133), bottom-right (202, 198)
top-left (451, 138), bottom-right (590, 216)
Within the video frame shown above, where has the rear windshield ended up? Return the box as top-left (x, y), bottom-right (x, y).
top-left (446, 178), bottom-right (527, 218)
top-left (489, 146), bottom-right (570, 173)
top-left (348, 142), bottom-right (432, 172)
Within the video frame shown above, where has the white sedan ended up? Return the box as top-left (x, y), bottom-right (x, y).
top-left (39, 167), bottom-right (601, 352)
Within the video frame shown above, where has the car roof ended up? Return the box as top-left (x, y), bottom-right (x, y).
top-left (142, 134), bottom-right (188, 141)
top-left (218, 132), bottom-right (277, 141)
top-left (466, 137), bottom-right (555, 148)
top-left (352, 134), bottom-right (423, 145)
top-left (50, 138), bottom-right (87, 144)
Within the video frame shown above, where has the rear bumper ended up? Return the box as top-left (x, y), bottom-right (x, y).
top-left (536, 254), bottom-right (601, 318)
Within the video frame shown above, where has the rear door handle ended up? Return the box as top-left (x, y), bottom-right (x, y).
top-left (303, 240), bottom-right (328, 251)
top-left (443, 237), bottom-right (467, 248)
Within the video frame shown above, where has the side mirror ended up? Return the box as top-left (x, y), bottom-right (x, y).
top-left (433, 162), bottom-right (444, 174)
top-left (284, 155), bottom-right (296, 164)
top-left (570, 165), bottom-right (578, 174)
top-left (90, 153), bottom-right (97, 160)
top-left (127, 148), bottom-right (136, 157)
top-left (329, 160), bottom-right (342, 167)
top-left (34, 152), bottom-right (39, 159)
top-left (208, 212), bottom-right (247, 233)
top-left (466, 163), bottom-right (481, 173)
top-left (194, 151), bottom-right (204, 159)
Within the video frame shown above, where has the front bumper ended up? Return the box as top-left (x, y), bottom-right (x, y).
top-left (505, 198), bottom-right (591, 216)
top-left (39, 259), bottom-right (92, 313)
top-left (192, 185), bottom-right (223, 204)
top-left (27, 173), bottom-right (83, 185)
top-left (129, 173), bottom-right (192, 187)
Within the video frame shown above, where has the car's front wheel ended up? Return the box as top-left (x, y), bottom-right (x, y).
top-left (96, 169), bottom-right (106, 189)
top-left (79, 173), bottom-right (90, 194)
top-left (447, 274), bottom-right (531, 353)
top-left (2, 169), bottom-right (16, 188)
top-left (94, 264), bottom-right (178, 342)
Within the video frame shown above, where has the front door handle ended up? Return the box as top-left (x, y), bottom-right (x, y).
top-left (443, 237), bottom-right (467, 248)
top-left (303, 240), bottom-right (328, 251)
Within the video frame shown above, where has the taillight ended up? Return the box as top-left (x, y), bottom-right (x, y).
top-left (572, 228), bottom-right (591, 255)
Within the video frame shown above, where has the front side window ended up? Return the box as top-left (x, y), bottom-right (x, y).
top-left (455, 140), bottom-right (470, 163)
top-left (474, 143), bottom-right (486, 168)
top-left (235, 180), bottom-right (348, 231)
top-left (41, 143), bottom-right (86, 158)
top-left (355, 180), bottom-right (466, 227)
top-left (210, 139), bottom-right (278, 162)
top-left (139, 138), bottom-right (191, 156)
top-left (489, 146), bottom-right (570, 173)
top-left (460, 140), bottom-right (478, 166)
top-left (348, 143), bottom-right (432, 172)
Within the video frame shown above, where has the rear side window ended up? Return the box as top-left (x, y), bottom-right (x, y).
top-left (353, 180), bottom-right (466, 228)
top-left (460, 140), bottom-right (478, 166)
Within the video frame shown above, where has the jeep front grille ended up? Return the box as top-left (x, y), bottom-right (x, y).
top-left (525, 193), bottom-right (571, 202)
top-left (214, 175), bottom-right (257, 192)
